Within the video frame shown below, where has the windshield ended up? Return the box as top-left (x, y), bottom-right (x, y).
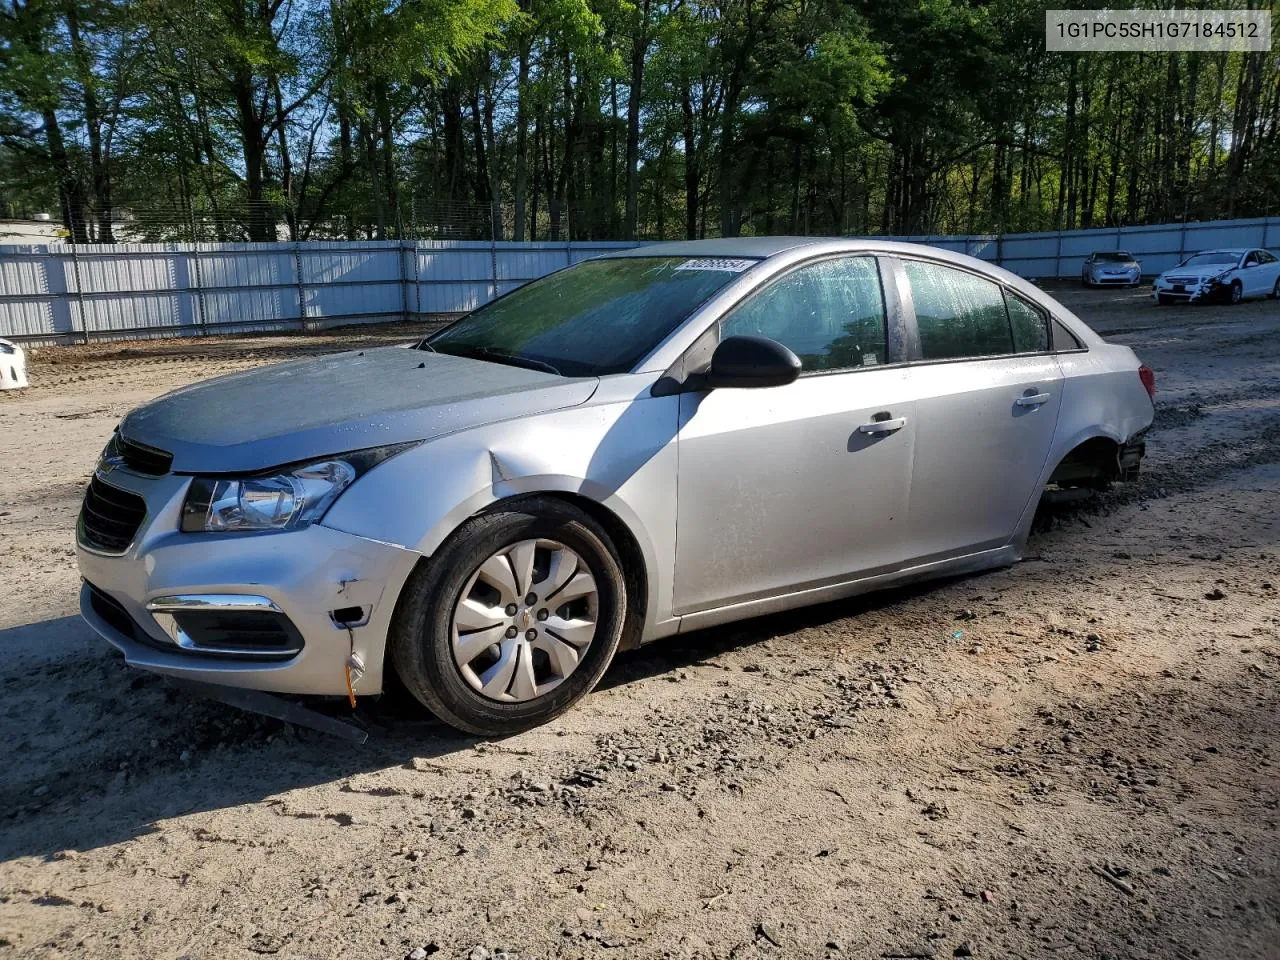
top-left (1180, 252), bottom-right (1240, 268)
top-left (1094, 252), bottom-right (1133, 262)
top-left (424, 256), bottom-right (755, 377)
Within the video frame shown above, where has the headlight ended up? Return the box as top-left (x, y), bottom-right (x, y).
top-left (180, 442), bottom-right (417, 533)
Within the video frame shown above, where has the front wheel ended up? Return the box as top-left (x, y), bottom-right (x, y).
top-left (1229, 280), bottom-right (1244, 305)
top-left (1272, 276), bottom-right (1280, 299)
top-left (388, 497), bottom-right (626, 736)
top-left (1157, 294), bottom-right (1174, 305)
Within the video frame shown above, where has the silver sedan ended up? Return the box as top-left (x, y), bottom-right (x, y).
top-left (77, 238), bottom-right (1155, 734)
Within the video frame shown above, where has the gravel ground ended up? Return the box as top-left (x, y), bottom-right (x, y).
top-left (1, 288), bottom-right (1277, 960)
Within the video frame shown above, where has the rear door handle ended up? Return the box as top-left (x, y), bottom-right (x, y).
top-left (1015, 393), bottom-right (1051, 407)
top-left (857, 416), bottom-right (907, 435)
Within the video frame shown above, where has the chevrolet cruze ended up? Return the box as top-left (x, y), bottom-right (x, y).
top-left (77, 238), bottom-right (1155, 735)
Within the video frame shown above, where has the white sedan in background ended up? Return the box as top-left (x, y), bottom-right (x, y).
top-left (1152, 247), bottom-right (1280, 305)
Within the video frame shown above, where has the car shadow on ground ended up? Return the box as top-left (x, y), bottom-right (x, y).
top-left (0, 568), bottom-right (979, 865)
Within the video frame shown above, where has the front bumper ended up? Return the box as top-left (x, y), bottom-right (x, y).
top-left (76, 469), bottom-right (420, 696)
top-left (1088, 272), bottom-right (1140, 286)
top-left (1152, 277), bottom-right (1228, 303)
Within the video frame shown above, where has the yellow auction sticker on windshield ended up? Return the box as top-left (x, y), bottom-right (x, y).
top-left (674, 258), bottom-right (755, 273)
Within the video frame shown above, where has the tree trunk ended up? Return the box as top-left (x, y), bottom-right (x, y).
top-left (64, 0), bottom-right (114, 241)
top-left (272, 76), bottom-right (296, 240)
top-left (513, 43), bottom-right (530, 241)
top-left (374, 80), bottom-right (399, 237)
top-left (623, 0), bottom-right (650, 240)
top-left (718, 79), bottom-right (743, 237)
top-left (681, 83), bottom-right (698, 240)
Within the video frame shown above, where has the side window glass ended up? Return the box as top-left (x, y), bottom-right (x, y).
top-left (1052, 317), bottom-right (1084, 352)
top-left (720, 257), bottom-right (887, 372)
top-left (1245, 251), bottom-right (1259, 266)
top-left (1005, 291), bottom-right (1049, 353)
top-left (1259, 250), bottom-right (1277, 264)
top-left (904, 260), bottom-right (1013, 360)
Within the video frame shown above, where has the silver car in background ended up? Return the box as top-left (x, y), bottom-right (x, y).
top-left (77, 238), bottom-right (1155, 735)
top-left (1081, 251), bottom-right (1142, 287)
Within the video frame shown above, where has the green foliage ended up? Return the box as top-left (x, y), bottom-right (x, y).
top-left (0, 0), bottom-right (1276, 241)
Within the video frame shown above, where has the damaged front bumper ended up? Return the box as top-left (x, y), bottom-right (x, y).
top-left (76, 472), bottom-right (420, 698)
top-left (1152, 277), bottom-right (1230, 303)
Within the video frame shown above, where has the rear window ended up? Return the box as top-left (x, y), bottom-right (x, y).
top-left (1005, 292), bottom-right (1049, 353)
top-left (904, 260), bottom-right (1013, 360)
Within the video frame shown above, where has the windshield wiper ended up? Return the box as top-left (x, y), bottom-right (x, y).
top-left (435, 344), bottom-right (562, 376)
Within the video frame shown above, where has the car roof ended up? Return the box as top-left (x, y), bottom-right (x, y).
top-left (601, 236), bottom-right (827, 259)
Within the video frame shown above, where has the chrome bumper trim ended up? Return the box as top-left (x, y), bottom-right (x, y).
top-left (145, 594), bottom-right (302, 657)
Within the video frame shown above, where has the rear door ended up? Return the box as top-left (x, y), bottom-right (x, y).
top-left (891, 257), bottom-right (1063, 565)
top-left (1244, 249), bottom-right (1278, 296)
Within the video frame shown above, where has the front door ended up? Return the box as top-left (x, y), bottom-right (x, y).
top-left (674, 255), bottom-right (915, 615)
top-left (894, 258), bottom-right (1063, 564)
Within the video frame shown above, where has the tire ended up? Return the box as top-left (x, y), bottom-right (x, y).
top-left (388, 497), bottom-right (626, 736)
top-left (1272, 276), bottom-right (1280, 299)
top-left (1081, 274), bottom-right (1091, 288)
top-left (1157, 294), bottom-right (1174, 305)
top-left (1229, 280), bottom-right (1243, 305)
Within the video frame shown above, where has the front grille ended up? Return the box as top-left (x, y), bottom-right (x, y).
top-left (79, 476), bottom-right (147, 554)
top-left (1166, 276), bottom-right (1197, 284)
top-left (113, 434), bottom-right (173, 476)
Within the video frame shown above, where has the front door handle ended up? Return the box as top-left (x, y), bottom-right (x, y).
top-left (857, 416), bottom-right (907, 435)
top-left (1015, 392), bottom-right (1051, 407)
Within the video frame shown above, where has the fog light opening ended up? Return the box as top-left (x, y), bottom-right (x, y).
top-left (331, 605), bottom-right (369, 628)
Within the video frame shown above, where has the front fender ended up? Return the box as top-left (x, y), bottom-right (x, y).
top-left (321, 375), bottom-right (681, 637)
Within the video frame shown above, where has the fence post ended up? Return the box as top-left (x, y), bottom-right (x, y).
top-left (190, 243), bottom-right (208, 334)
top-left (489, 236), bottom-right (499, 305)
top-left (68, 243), bottom-right (89, 345)
top-left (294, 242), bottom-right (308, 332)
top-left (412, 239), bottom-right (421, 319)
top-left (1178, 222), bottom-right (1188, 263)
top-left (399, 239), bottom-right (410, 322)
top-left (1054, 230), bottom-right (1063, 280)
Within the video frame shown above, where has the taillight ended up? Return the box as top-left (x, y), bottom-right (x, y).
top-left (1138, 365), bottom-right (1156, 398)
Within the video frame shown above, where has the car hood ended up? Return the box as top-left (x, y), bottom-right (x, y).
top-left (119, 347), bottom-right (599, 473)
top-left (1163, 265), bottom-right (1232, 281)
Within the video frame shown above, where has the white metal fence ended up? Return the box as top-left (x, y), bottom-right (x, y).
top-left (1, 218), bottom-right (1277, 343)
top-left (890, 216), bottom-right (1280, 281)
top-left (0, 240), bottom-right (640, 343)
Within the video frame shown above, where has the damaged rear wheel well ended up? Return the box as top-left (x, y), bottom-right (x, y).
top-left (1047, 436), bottom-right (1122, 489)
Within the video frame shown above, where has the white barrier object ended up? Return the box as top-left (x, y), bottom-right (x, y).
top-left (0, 338), bottom-right (28, 389)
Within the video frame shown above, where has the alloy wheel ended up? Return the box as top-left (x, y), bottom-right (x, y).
top-left (450, 538), bottom-right (599, 702)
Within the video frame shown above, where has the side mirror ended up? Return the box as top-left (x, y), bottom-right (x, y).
top-left (704, 335), bottom-right (801, 389)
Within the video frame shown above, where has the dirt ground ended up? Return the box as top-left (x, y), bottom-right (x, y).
top-left (1, 287), bottom-right (1277, 960)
